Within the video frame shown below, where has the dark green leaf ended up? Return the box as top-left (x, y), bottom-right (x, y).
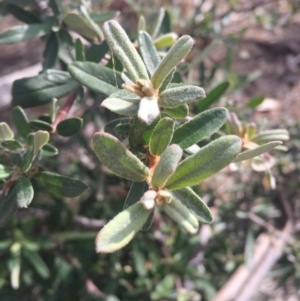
top-left (247, 95), bottom-right (265, 108)
top-left (75, 38), bottom-right (85, 61)
top-left (166, 136), bottom-right (242, 190)
top-left (114, 123), bottom-right (131, 136)
top-left (0, 165), bottom-right (12, 179)
top-left (30, 120), bottom-right (53, 132)
top-left (160, 85), bottom-right (205, 108)
top-left (149, 117), bottom-right (174, 155)
top-left (41, 143), bottom-right (58, 157)
top-left (1, 140), bottom-right (23, 150)
top-left (85, 40), bottom-right (109, 63)
top-left (6, 4), bottom-right (40, 24)
top-left (15, 177), bottom-right (34, 208)
top-left (162, 196), bottom-right (199, 234)
top-left (151, 145), bottom-right (182, 188)
top-left (95, 202), bottom-right (152, 253)
top-left (93, 133), bottom-right (149, 182)
top-left (56, 117), bottom-right (83, 137)
top-left (172, 107), bottom-right (228, 149)
top-left (12, 72), bottom-right (78, 108)
top-left (33, 171), bottom-right (88, 197)
top-left (43, 32), bottom-right (59, 70)
top-left (170, 187), bottom-right (212, 223)
top-left (23, 249), bottom-right (50, 279)
top-left (195, 81), bottom-right (229, 113)
top-left (138, 31), bottom-right (160, 76)
top-left (233, 141), bottom-right (282, 162)
top-left (0, 183), bottom-right (18, 226)
top-left (49, 0), bottom-right (64, 15)
top-left (124, 182), bottom-right (148, 209)
top-left (164, 104), bottom-right (188, 119)
top-left (12, 106), bottom-right (32, 139)
top-left (68, 61), bottom-right (123, 95)
top-left (0, 22), bottom-right (53, 44)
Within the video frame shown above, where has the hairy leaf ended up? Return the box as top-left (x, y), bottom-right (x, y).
top-left (95, 202), bottom-right (152, 253)
top-left (93, 133), bottom-right (149, 181)
top-left (15, 177), bottom-right (34, 208)
top-left (166, 136), bottom-right (242, 190)
top-left (101, 98), bottom-right (139, 115)
top-left (164, 104), bottom-right (188, 119)
top-left (251, 129), bottom-right (289, 143)
top-left (149, 117), bottom-right (174, 155)
top-left (172, 107), bottom-right (227, 148)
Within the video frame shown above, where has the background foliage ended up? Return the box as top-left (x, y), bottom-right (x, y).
top-left (0, 0), bottom-right (299, 300)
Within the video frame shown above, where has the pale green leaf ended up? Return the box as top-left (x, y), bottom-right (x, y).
top-left (15, 177), bottom-right (34, 208)
top-left (251, 129), bottom-right (289, 143)
top-left (93, 133), bottom-right (149, 181)
top-left (0, 123), bottom-right (14, 141)
top-left (33, 131), bottom-right (49, 157)
top-left (154, 33), bottom-right (178, 48)
top-left (101, 98), bottom-right (139, 115)
top-left (96, 202), bottom-right (152, 253)
top-left (166, 136), bottom-right (242, 190)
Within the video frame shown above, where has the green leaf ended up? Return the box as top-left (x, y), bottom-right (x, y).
top-left (138, 15), bottom-right (146, 31)
top-left (20, 149), bottom-right (34, 173)
top-left (6, 4), bottom-right (40, 24)
top-left (152, 7), bottom-right (165, 39)
top-left (101, 98), bottom-right (139, 115)
top-left (149, 117), bottom-right (174, 156)
top-left (164, 104), bottom-right (188, 119)
top-left (85, 40), bottom-right (109, 63)
top-left (12, 72), bottom-right (78, 108)
top-left (30, 120), bottom-right (53, 132)
top-left (33, 171), bottom-right (88, 197)
top-left (90, 11), bottom-right (119, 23)
top-left (166, 136), bottom-right (242, 190)
top-left (56, 118), bottom-right (83, 137)
top-left (159, 85), bottom-right (205, 108)
top-left (154, 33), bottom-right (178, 48)
top-left (1, 140), bottom-right (23, 150)
top-left (138, 31), bottom-right (160, 76)
top-left (15, 177), bottom-right (34, 208)
top-left (0, 165), bottom-right (12, 179)
top-left (251, 129), bottom-right (289, 143)
top-left (151, 35), bottom-right (194, 89)
top-left (169, 187), bottom-right (212, 223)
top-left (109, 89), bottom-right (140, 102)
top-left (124, 182), bottom-right (148, 209)
top-left (103, 20), bottom-right (149, 82)
top-left (158, 69), bottom-right (175, 93)
top-left (162, 196), bottom-right (199, 234)
top-left (195, 81), bottom-right (230, 113)
top-left (75, 38), bottom-right (85, 61)
top-left (68, 61), bottom-right (123, 95)
top-left (247, 95), bottom-right (265, 108)
top-left (96, 202), bottom-right (152, 253)
top-left (93, 133), bottom-right (149, 181)
top-left (41, 143), bottom-right (58, 157)
top-left (0, 184), bottom-right (18, 226)
top-left (23, 249), bottom-right (50, 279)
top-left (33, 131), bottom-right (50, 157)
top-left (172, 107), bottom-right (228, 149)
top-left (0, 123), bottom-right (14, 140)
top-left (43, 32), bottom-right (59, 70)
top-left (151, 145), bottom-right (182, 188)
top-left (49, 0), bottom-right (64, 15)
top-left (114, 123), bottom-right (131, 135)
top-left (0, 22), bottom-right (53, 44)
top-left (12, 106), bottom-right (32, 139)
top-left (63, 13), bottom-right (98, 41)
top-left (233, 141), bottom-right (282, 162)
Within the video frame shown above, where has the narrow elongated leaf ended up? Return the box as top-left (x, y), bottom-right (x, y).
top-left (96, 202), bottom-right (151, 253)
top-left (129, 117), bottom-right (151, 151)
top-left (154, 33), bottom-right (178, 48)
top-left (101, 98), bottom-right (139, 115)
top-left (68, 61), bottom-right (123, 96)
top-left (159, 69), bottom-right (175, 93)
top-left (90, 11), bottom-right (119, 23)
top-left (152, 7), bottom-right (165, 39)
top-left (6, 4), bottom-right (40, 24)
top-left (0, 22), bottom-right (53, 44)
top-left (170, 188), bottom-right (212, 223)
top-left (151, 35), bottom-right (194, 89)
top-left (162, 197), bottom-right (199, 234)
top-left (1, 140), bottom-right (22, 150)
top-left (123, 182), bottom-right (152, 231)
top-left (75, 38), bottom-right (85, 61)
top-left (149, 117), bottom-right (174, 155)
top-left (151, 145), bottom-right (182, 188)
top-left (56, 118), bottom-right (83, 137)
top-left (109, 89), bottom-right (140, 103)
top-left (247, 95), bottom-right (264, 108)
top-left (85, 40), bottom-right (109, 63)
top-left (0, 123), bottom-right (14, 140)
top-left (0, 184), bottom-right (18, 226)
top-left (41, 144), bottom-right (58, 157)
top-left (93, 133), bottom-right (149, 181)
top-left (166, 136), bottom-right (242, 190)
top-left (15, 177), bottom-right (34, 208)
top-left (138, 97), bottom-right (160, 125)
top-left (103, 20), bottom-right (149, 82)
top-left (195, 81), bottom-right (229, 113)
top-left (30, 120), bottom-right (53, 132)
top-left (33, 171), bottom-right (88, 197)
top-left (12, 73), bottom-right (77, 108)
top-left (43, 32), bottom-right (59, 70)
top-left (251, 129), bottom-right (289, 143)
top-left (115, 123), bottom-right (131, 135)
top-left (23, 249), bottom-right (50, 279)
top-left (164, 104), bottom-right (188, 119)
top-left (138, 31), bottom-right (160, 76)
top-left (172, 107), bottom-right (227, 148)
top-left (12, 106), bottom-right (32, 139)
top-left (233, 141), bottom-right (282, 162)
top-left (159, 85), bottom-right (205, 108)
